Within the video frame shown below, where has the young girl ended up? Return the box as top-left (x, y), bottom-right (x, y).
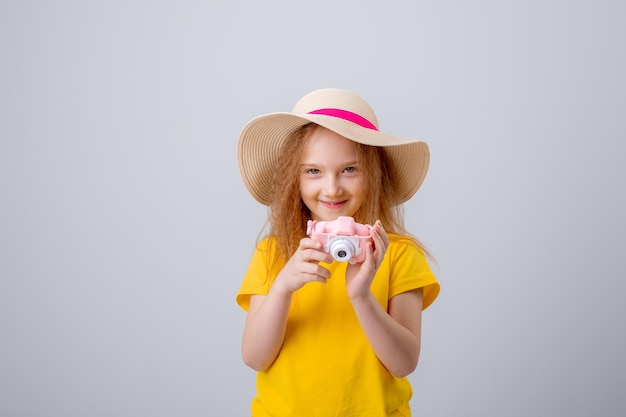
top-left (236, 88), bottom-right (440, 416)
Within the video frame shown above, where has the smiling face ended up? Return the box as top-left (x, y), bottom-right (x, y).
top-left (298, 126), bottom-right (366, 221)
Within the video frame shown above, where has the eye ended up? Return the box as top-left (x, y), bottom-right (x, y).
top-left (344, 166), bottom-right (357, 173)
top-left (306, 168), bottom-right (321, 175)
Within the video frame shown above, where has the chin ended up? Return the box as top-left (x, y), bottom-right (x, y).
top-left (314, 211), bottom-right (357, 222)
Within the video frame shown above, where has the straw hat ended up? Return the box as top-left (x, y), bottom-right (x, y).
top-left (237, 88), bottom-right (429, 206)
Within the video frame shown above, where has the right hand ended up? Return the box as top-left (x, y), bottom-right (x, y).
top-left (274, 237), bottom-right (333, 293)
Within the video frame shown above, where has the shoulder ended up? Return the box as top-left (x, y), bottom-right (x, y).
top-left (385, 233), bottom-right (440, 310)
top-left (386, 233), bottom-right (427, 260)
top-left (387, 233), bottom-right (419, 246)
top-left (247, 236), bottom-right (281, 262)
top-left (237, 236), bottom-right (278, 311)
top-left (255, 235), bottom-right (277, 251)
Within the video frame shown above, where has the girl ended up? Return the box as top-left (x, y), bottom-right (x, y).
top-left (236, 88), bottom-right (440, 416)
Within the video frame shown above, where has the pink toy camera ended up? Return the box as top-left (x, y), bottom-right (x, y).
top-left (306, 216), bottom-right (372, 264)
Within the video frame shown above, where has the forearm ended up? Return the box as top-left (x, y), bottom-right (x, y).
top-left (241, 285), bottom-right (293, 371)
top-left (350, 293), bottom-right (421, 377)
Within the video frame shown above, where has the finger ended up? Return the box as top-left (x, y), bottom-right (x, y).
top-left (301, 248), bottom-right (333, 264)
top-left (370, 229), bottom-right (386, 254)
top-left (300, 237), bottom-right (325, 250)
top-left (367, 231), bottom-right (387, 267)
top-left (374, 220), bottom-right (388, 242)
top-left (362, 240), bottom-right (376, 265)
top-left (298, 270), bottom-right (330, 285)
top-left (306, 274), bottom-right (330, 284)
top-left (297, 239), bottom-right (330, 263)
top-left (301, 262), bottom-right (331, 280)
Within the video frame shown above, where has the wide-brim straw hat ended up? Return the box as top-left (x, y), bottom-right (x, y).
top-left (237, 88), bottom-right (429, 206)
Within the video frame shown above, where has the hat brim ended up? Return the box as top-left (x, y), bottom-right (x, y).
top-left (237, 112), bottom-right (429, 206)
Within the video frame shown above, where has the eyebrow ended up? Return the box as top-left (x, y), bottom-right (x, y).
top-left (299, 160), bottom-right (360, 167)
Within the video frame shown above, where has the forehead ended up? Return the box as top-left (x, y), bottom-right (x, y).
top-left (301, 127), bottom-right (358, 162)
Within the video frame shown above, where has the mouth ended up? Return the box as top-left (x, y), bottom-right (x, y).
top-left (321, 200), bottom-right (346, 210)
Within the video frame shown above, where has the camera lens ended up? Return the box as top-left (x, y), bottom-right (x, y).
top-left (329, 238), bottom-right (355, 262)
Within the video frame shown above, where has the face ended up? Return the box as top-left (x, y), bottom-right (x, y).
top-left (299, 127), bottom-right (366, 221)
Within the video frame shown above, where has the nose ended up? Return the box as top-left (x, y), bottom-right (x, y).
top-left (323, 175), bottom-right (342, 196)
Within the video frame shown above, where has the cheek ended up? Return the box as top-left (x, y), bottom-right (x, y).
top-left (355, 177), bottom-right (367, 195)
top-left (350, 179), bottom-right (368, 204)
top-left (298, 179), bottom-right (313, 199)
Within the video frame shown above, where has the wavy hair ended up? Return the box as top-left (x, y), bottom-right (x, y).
top-left (262, 123), bottom-right (431, 266)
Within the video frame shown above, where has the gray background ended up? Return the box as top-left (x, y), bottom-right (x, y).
top-left (1, 1), bottom-right (625, 416)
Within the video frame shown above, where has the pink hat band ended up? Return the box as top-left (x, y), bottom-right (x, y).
top-left (307, 108), bottom-right (378, 131)
top-left (237, 88), bottom-right (429, 206)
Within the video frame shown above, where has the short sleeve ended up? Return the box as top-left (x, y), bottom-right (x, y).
top-left (387, 236), bottom-right (440, 310)
top-left (236, 238), bottom-right (281, 312)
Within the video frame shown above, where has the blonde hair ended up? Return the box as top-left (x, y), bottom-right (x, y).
top-left (262, 123), bottom-right (431, 265)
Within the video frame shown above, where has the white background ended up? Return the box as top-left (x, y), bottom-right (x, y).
top-left (1, 1), bottom-right (625, 416)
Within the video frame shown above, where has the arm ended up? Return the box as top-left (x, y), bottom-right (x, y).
top-left (350, 289), bottom-right (423, 377)
top-left (241, 238), bottom-right (333, 371)
top-left (241, 290), bottom-right (292, 371)
top-left (346, 221), bottom-right (423, 377)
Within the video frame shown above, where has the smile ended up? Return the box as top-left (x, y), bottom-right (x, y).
top-left (322, 201), bottom-right (346, 209)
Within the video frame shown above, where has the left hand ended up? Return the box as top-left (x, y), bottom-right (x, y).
top-left (345, 220), bottom-right (389, 301)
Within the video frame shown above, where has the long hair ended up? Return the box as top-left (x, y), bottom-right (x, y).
top-left (264, 123), bottom-right (431, 265)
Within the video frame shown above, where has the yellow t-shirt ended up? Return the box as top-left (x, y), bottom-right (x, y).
top-left (236, 234), bottom-right (440, 417)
